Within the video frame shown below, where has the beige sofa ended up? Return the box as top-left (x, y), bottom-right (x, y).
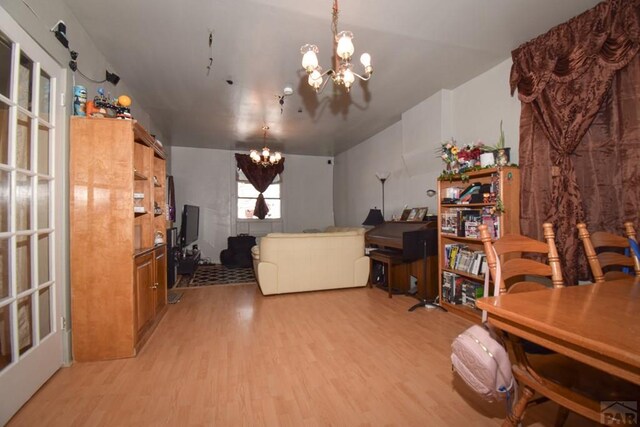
top-left (252, 227), bottom-right (369, 295)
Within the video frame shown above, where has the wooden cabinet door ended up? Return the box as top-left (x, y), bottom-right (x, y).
top-left (154, 246), bottom-right (167, 313)
top-left (135, 253), bottom-right (155, 335)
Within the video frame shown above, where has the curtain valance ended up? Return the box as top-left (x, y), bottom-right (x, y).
top-left (510, 0), bottom-right (640, 103)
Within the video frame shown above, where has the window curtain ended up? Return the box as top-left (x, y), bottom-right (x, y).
top-left (235, 153), bottom-right (285, 219)
top-left (511, 0), bottom-right (640, 285)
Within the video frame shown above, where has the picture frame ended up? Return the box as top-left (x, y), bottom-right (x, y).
top-left (400, 209), bottom-right (412, 221)
top-left (407, 208), bottom-right (418, 221)
top-left (415, 207), bottom-right (428, 221)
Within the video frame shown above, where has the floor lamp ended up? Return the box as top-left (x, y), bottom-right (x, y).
top-left (375, 172), bottom-right (390, 218)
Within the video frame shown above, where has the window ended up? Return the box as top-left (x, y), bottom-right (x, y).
top-left (237, 169), bottom-right (281, 219)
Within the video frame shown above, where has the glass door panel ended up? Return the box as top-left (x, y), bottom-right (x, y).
top-left (0, 304), bottom-right (12, 370)
top-left (16, 236), bottom-right (31, 294)
top-left (38, 286), bottom-right (51, 338)
top-left (0, 238), bottom-right (7, 299)
top-left (0, 170), bottom-right (9, 232)
top-left (0, 32), bottom-right (10, 98)
top-left (37, 125), bottom-right (49, 175)
top-left (16, 112), bottom-right (30, 171)
top-left (17, 295), bottom-right (33, 354)
top-left (37, 233), bottom-right (49, 284)
top-left (17, 52), bottom-right (32, 111)
top-left (38, 71), bottom-right (50, 122)
top-left (16, 173), bottom-right (31, 230)
top-left (37, 178), bottom-right (48, 229)
top-left (0, 102), bottom-right (8, 165)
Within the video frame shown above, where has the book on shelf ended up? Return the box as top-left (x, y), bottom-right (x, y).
top-left (481, 207), bottom-right (500, 239)
top-left (441, 211), bottom-right (458, 234)
top-left (442, 271), bottom-right (463, 304)
top-left (461, 280), bottom-right (484, 309)
top-left (465, 221), bottom-right (480, 239)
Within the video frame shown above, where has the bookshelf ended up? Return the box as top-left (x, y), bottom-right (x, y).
top-left (70, 118), bottom-right (168, 361)
top-left (437, 166), bottom-right (520, 322)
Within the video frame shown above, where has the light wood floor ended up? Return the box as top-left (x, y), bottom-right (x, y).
top-left (9, 285), bottom-right (596, 426)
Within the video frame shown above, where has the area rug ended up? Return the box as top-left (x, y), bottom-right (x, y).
top-left (175, 264), bottom-right (257, 288)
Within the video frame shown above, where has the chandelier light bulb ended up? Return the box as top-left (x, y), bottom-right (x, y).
top-left (360, 52), bottom-right (371, 68)
top-left (308, 69), bottom-right (323, 89)
top-left (275, 152), bottom-right (282, 161)
top-left (301, 44), bottom-right (319, 72)
top-left (336, 31), bottom-right (354, 60)
top-left (343, 67), bottom-right (355, 85)
top-left (262, 148), bottom-right (270, 158)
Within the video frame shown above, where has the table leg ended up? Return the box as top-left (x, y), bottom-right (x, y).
top-left (503, 385), bottom-right (533, 427)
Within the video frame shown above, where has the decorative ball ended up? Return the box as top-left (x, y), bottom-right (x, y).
top-left (118, 95), bottom-right (132, 107)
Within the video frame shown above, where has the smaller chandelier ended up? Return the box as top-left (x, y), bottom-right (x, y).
top-left (250, 126), bottom-right (281, 167)
top-left (300, 0), bottom-right (372, 93)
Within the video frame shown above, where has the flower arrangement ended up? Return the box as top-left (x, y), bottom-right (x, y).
top-left (439, 138), bottom-right (485, 174)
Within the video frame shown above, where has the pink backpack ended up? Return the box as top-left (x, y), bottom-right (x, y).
top-left (451, 324), bottom-right (514, 402)
top-left (451, 249), bottom-right (513, 402)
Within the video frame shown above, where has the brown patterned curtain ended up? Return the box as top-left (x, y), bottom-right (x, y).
top-left (235, 154), bottom-right (285, 219)
top-left (511, 0), bottom-right (640, 284)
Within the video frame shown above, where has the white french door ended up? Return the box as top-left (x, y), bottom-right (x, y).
top-left (0, 7), bottom-right (66, 424)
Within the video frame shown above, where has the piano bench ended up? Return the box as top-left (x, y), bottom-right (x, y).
top-left (368, 250), bottom-right (408, 298)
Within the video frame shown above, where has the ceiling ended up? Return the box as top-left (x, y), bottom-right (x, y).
top-left (62, 0), bottom-right (600, 156)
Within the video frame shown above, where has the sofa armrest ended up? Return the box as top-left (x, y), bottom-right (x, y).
top-left (354, 256), bottom-right (370, 286)
top-left (257, 261), bottom-right (278, 295)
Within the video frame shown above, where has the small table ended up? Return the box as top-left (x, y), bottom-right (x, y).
top-left (367, 249), bottom-right (408, 298)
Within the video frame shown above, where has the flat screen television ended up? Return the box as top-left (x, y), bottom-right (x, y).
top-left (180, 204), bottom-right (200, 247)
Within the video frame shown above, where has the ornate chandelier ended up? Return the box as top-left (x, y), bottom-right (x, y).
top-left (250, 125), bottom-right (281, 167)
top-left (300, 0), bottom-right (372, 93)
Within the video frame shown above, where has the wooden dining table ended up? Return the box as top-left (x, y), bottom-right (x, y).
top-left (476, 277), bottom-right (640, 386)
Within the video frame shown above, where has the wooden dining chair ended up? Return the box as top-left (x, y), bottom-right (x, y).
top-left (577, 222), bottom-right (640, 283)
top-left (479, 223), bottom-right (640, 427)
top-left (479, 222), bottom-right (563, 296)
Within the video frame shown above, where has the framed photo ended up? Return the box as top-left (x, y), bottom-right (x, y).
top-left (407, 208), bottom-right (418, 221)
top-left (415, 207), bottom-right (428, 221)
top-left (400, 209), bottom-right (412, 221)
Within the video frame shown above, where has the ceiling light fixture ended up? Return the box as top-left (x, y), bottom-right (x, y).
top-left (250, 126), bottom-right (281, 167)
top-left (300, 0), bottom-right (372, 93)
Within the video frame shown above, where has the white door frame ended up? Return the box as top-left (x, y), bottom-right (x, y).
top-left (0, 6), bottom-right (67, 424)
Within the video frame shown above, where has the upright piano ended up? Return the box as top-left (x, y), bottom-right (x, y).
top-left (365, 220), bottom-right (438, 300)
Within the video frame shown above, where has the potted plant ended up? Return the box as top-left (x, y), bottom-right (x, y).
top-left (480, 121), bottom-right (510, 167)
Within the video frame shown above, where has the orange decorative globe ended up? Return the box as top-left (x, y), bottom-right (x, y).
top-left (118, 95), bottom-right (132, 107)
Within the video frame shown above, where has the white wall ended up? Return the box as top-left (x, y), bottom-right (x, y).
top-left (453, 60), bottom-right (521, 164)
top-left (170, 147), bottom-right (334, 263)
top-left (282, 155), bottom-right (335, 233)
top-left (334, 59), bottom-right (520, 227)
